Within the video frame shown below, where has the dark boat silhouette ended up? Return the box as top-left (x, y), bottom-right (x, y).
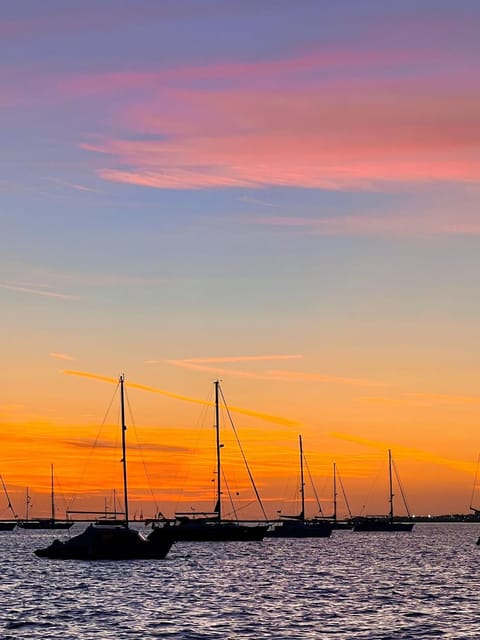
top-left (173, 380), bottom-right (268, 542)
top-left (18, 466), bottom-right (73, 530)
top-left (266, 436), bottom-right (332, 538)
top-left (352, 450), bottom-right (414, 532)
top-left (35, 374), bottom-right (174, 560)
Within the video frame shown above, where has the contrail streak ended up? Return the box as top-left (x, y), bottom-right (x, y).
top-left (63, 370), bottom-right (300, 426)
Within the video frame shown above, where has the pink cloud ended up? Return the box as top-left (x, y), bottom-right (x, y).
top-left (2, 29), bottom-right (478, 192)
top-left (80, 74), bottom-right (480, 190)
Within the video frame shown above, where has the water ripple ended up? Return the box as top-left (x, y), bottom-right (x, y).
top-left (1, 524), bottom-right (480, 638)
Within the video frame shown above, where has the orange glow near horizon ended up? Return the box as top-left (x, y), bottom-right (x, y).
top-left (1, 364), bottom-right (480, 521)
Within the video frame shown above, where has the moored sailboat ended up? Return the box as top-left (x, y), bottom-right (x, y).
top-left (35, 374), bottom-right (174, 559)
top-left (18, 466), bottom-right (73, 530)
top-left (173, 380), bottom-right (268, 542)
top-left (352, 449), bottom-right (414, 532)
top-left (327, 462), bottom-right (353, 530)
top-left (266, 436), bottom-right (332, 538)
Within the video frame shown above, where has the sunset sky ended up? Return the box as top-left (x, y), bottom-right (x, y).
top-left (1, 0), bottom-right (480, 520)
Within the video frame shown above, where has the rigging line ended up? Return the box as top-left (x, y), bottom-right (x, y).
top-left (231, 500), bottom-right (257, 514)
top-left (54, 473), bottom-right (70, 516)
top-left (469, 453), bottom-right (480, 509)
top-left (0, 475), bottom-right (17, 519)
top-left (173, 385), bottom-right (214, 514)
top-left (222, 468), bottom-right (239, 521)
top-left (125, 387), bottom-right (159, 514)
top-left (67, 382), bottom-right (120, 512)
top-left (337, 468), bottom-right (353, 519)
top-left (219, 384), bottom-right (269, 522)
top-left (392, 459), bottom-right (411, 517)
top-left (303, 455), bottom-right (324, 515)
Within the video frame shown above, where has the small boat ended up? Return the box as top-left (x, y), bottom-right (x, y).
top-left (352, 449), bottom-right (414, 532)
top-left (266, 436), bottom-right (332, 538)
top-left (35, 374), bottom-right (174, 560)
top-left (173, 380), bottom-right (268, 542)
top-left (18, 466), bottom-right (73, 530)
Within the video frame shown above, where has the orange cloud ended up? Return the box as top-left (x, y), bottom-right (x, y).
top-left (63, 370), bottom-right (299, 426)
top-left (357, 392), bottom-right (480, 407)
top-left (330, 431), bottom-right (476, 475)
top-left (165, 358), bottom-right (390, 387)
top-left (49, 352), bottom-right (74, 361)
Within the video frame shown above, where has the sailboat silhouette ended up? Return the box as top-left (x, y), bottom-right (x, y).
top-left (35, 374), bottom-right (174, 559)
top-left (173, 380), bottom-right (268, 541)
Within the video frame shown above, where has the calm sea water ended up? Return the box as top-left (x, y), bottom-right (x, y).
top-left (1, 523), bottom-right (479, 639)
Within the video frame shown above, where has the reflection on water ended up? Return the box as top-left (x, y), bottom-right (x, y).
top-left (1, 523), bottom-right (480, 638)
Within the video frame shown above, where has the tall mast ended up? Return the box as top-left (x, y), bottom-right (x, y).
top-left (299, 434), bottom-right (305, 520)
top-left (51, 463), bottom-right (55, 521)
top-left (388, 449), bottom-right (394, 523)
top-left (333, 462), bottom-right (337, 522)
top-left (26, 487), bottom-right (30, 522)
top-left (214, 380), bottom-right (222, 524)
top-left (120, 374), bottom-right (129, 527)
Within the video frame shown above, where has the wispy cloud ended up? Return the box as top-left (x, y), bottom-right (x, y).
top-left (44, 177), bottom-right (101, 193)
top-left (49, 352), bottom-right (74, 361)
top-left (0, 282), bottom-right (77, 300)
top-left (247, 212), bottom-right (480, 237)
top-left (163, 356), bottom-right (390, 387)
top-left (63, 370), bottom-right (299, 426)
top-left (357, 392), bottom-right (480, 407)
top-left (81, 61), bottom-right (480, 192)
top-left (239, 195), bottom-right (277, 208)
top-left (330, 431), bottom-right (476, 475)
top-left (5, 266), bottom-right (168, 290)
top-left (156, 355), bottom-right (303, 364)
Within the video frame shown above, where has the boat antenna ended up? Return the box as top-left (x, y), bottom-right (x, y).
top-left (120, 374), bottom-right (129, 527)
top-left (0, 475), bottom-right (18, 519)
top-left (299, 435), bottom-right (305, 521)
top-left (388, 449), bottom-right (394, 523)
top-left (214, 380), bottom-right (222, 524)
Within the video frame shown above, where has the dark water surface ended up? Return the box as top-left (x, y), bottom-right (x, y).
top-left (1, 523), bottom-right (479, 639)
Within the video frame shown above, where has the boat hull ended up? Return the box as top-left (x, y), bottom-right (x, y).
top-left (34, 524), bottom-right (174, 560)
top-left (266, 520), bottom-right (333, 538)
top-left (0, 521), bottom-right (16, 531)
top-left (18, 519), bottom-right (73, 530)
top-left (352, 518), bottom-right (414, 532)
top-left (173, 520), bottom-right (267, 542)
